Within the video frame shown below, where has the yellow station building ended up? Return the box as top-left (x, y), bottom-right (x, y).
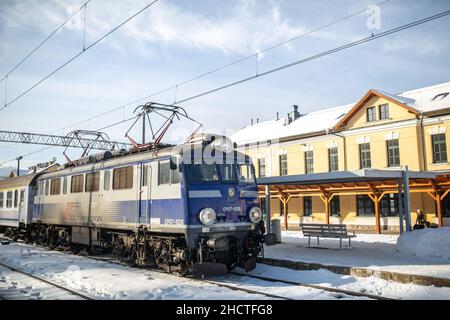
top-left (230, 82), bottom-right (450, 232)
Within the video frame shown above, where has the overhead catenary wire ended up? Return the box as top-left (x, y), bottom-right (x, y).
top-left (2, 7), bottom-right (450, 166)
top-left (0, 0), bottom-right (92, 83)
top-left (175, 9), bottom-right (450, 104)
top-left (45, 0), bottom-right (393, 134)
top-left (0, 0), bottom-right (160, 112)
top-left (0, 115), bottom-right (139, 166)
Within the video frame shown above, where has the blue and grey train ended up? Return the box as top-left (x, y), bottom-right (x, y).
top-left (0, 134), bottom-right (265, 275)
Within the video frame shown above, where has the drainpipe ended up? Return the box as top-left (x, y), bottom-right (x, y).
top-left (329, 130), bottom-right (348, 171)
top-left (419, 113), bottom-right (427, 171)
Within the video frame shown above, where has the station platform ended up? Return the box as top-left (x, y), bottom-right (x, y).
top-left (262, 231), bottom-right (450, 287)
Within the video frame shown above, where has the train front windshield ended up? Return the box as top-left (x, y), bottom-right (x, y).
top-left (185, 163), bottom-right (256, 185)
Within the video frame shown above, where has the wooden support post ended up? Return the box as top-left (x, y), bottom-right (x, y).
top-left (319, 187), bottom-right (331, 224)
top-left (374, 194), bottom-right (380, 234)
top-left (431, 182), bottom-right (443, 227)
top-left (368, 187), bottom-right (381, 234)
top-left (282, 197), bottom-right (288, 230)
top-left (437, 195), bottom-right (443, 227)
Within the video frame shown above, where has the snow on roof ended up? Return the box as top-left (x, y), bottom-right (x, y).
top-left (396, 81), bottom-right (450, 113)
top-left (230, 103), bottom-right (353, 145)
top-left (230, 82), bottom-right (450, 145)
top-left (376, 90), bottom-right (417, 107)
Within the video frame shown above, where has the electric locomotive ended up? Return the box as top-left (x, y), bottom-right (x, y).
top-left (0, 134), bottom-right (265, 276)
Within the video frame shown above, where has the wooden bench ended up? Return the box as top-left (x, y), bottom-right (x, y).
top-left (299, 223), bottom-right (356, 248)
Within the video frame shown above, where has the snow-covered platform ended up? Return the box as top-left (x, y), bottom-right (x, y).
top-left (262, 230), bottom-right (450, 287)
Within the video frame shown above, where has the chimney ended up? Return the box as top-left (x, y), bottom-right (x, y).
top-left (284, 113), bottom-right (292, 125)
top-left (251, 118), bottom-right (254, 126)
top-left (292, 105), bottom-right (300, 120)
top-left (256, 118), bottom-right (259, 124)
top-left (276, 112), bottom-right (279, 120)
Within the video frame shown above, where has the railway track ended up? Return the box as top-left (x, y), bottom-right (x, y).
top-left (1, 239), bottom-right (392, 300)
top-left (88, 255), bottom-right (291, 300)
top-left (0, 261), bottom-right (94, 300)
top-left (230, 271), bottom-right (393, 300)
top-left (87, 255), bottom-right (386, 300)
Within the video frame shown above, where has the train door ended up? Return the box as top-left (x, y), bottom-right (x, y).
top-left (17, 188), bottom-right (26, 224)
top-left (34, 181), bottom-right (43, 221)
top-left (138, 162), bottom-right (152, 225)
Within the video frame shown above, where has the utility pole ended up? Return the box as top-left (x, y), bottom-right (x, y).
top-left (16, 156), bottom-right (22, 176)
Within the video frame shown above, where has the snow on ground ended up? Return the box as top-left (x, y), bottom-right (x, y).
top-left (1, 240), bottom-right (449, 300)
top-left (265, 231), bottom-right (450, 279)
top-left (0, 265), bottom-right (82, 300)
top-left (396, 228), bottom-right (450, 260)
top-left (0, 241), bottom-right (365, 300)
top-left (0, 242), bottom-right (268, 300)
top-left (238, 264), bottom-right (450, 300)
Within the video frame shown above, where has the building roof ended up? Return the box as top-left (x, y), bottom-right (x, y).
top-left (230, 81), bottom-right (450, 145)
top-left (230, 103), bottom-right (353, 145)
top-left (256, 169), bottom-right (437, 186)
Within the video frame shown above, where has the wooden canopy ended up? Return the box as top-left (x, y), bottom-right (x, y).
top-left (257, 169), bottom-right (450, 233)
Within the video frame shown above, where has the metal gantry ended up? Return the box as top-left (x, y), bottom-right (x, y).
top-left (0, 130), bottom-right (131, 151)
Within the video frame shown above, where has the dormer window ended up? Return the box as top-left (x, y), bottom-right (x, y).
top-left (432, 92), bottom-right (449, 101)
top-left (366, 107), bottom-right (376, 122)
top-left (379, 104), bottom-right (389, 120)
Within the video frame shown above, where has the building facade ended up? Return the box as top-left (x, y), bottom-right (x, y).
top-left (230, 82), bottom-right (450, 231)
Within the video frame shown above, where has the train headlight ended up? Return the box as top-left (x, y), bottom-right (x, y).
top-left (249, 207), bottom-right (262, 223)
top-left (199, 208), bottom-right (216, 225)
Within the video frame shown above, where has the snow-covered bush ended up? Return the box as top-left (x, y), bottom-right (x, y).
top-left (396, 227), bottom-right (450, 260)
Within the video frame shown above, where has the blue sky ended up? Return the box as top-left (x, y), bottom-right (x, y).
top-left (0, 0), bottom-right (450, 169)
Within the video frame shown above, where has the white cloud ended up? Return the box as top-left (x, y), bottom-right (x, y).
top-left (0, 0), bottom-right (307, 57)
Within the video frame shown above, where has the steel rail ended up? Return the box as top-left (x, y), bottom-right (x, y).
top-left (0, 260), bottom-right (94, 300)
top-left (230, 271), bottom-right (393, 300)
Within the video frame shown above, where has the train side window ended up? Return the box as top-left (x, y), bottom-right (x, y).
top-left (0, 192), bottom-right (4, 208)
top-left (113, 166), bottom-right (133, 190)
top-left (171, 165), bottom-right (180, 184)
top-left (20, 190), bottom-right (25, 203)
top-left (63, 177), bottom-right (67, 194)
top-left (141, 165), bottom-right (148, 187)
top-left (50, 178), bottom-right (61, 195)
top-left (45, 180), bottom-right (50, 196)
top-left (85, 172), bottom-right (100, 192)
top-left (13, 190), bottom-right (18, 208)
top-left (104, 171), bottom-right (110, 191)
top-left (71, 175), bottom-right (84, 193)
top-left (6, 191), bottom-right (12, 208)
top-left (159, 161), bottom-right (170, 185)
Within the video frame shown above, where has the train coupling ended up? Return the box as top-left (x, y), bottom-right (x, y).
top-left (193, 262), bottom-right (228, 277)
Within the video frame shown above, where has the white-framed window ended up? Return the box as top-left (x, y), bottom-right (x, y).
top-left (379, 104), bottom-right (389, 120)
top-left (158, 161), bottom-right (180, 185)
top-left (279, 155), bottom-right (288, 176)
top-left (366, 107), bottom-right (376, 122)
top-left (104, 170), bottom-right (110, 191)
top-left (258, 158), bottom-right (266, 178)
top-left (6, 191), bottom-right (13, 208)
